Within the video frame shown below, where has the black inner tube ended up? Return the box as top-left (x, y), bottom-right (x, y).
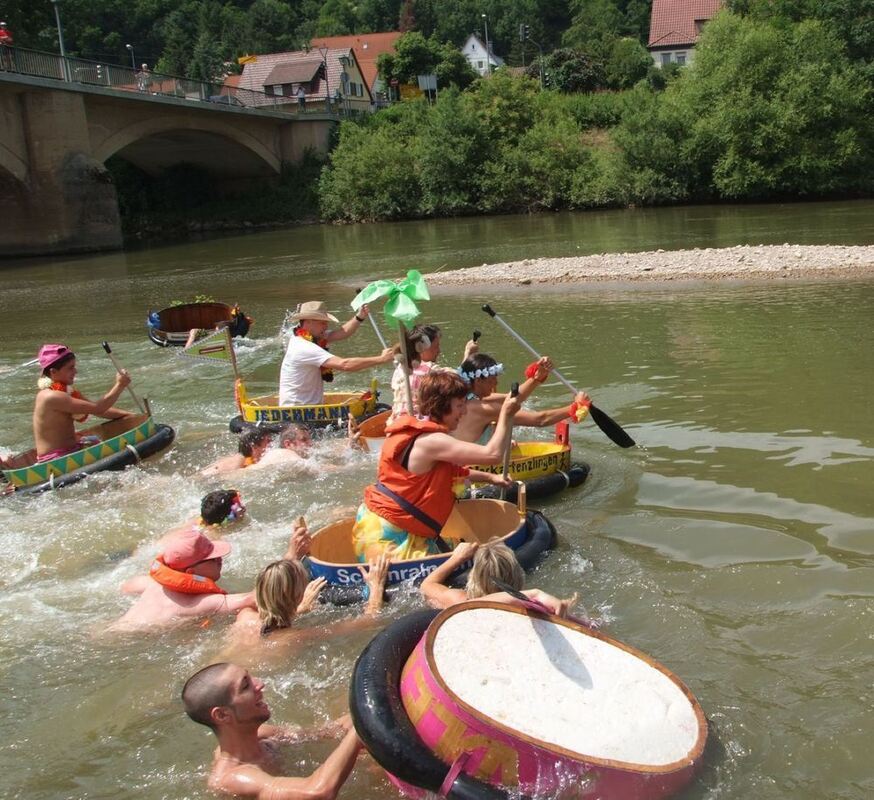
top-left (350, 610), bottom-right (526, 800)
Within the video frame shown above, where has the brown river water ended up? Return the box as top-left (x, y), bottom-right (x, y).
top-left (1, 200), bottom-right (872, 799)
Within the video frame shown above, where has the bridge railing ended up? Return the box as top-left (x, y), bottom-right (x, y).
top-left (0, 45), bottom-right (360, 117)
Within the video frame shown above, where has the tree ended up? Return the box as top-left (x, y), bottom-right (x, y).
top-left (378, 31), bottom-right (476, 89)
top-left (541, 48), bottom-right (605, 93)
top-left (604, 37), bottom-right (651, 89)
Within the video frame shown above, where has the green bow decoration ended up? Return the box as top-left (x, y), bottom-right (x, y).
top-left (351, 270), bottom-right (430, 329)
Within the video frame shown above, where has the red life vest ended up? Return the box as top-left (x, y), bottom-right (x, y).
top-left (149, 556), bottom-right (226, 595)
top-left (363, 415), bottom-right (467, 539)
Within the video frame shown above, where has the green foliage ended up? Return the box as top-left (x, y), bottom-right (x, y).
top-left (540, 48), bottom-right (605, 93)
top-left (319, 118), bottom-right (421, 221)
top-left (610, 11), bottom-right (874, 203)
top-left (604, 37), bottom-right (651, 89)
top-left (415, 89), bottom-right (488, 214)
top-left (377, 31), bottom-right (476, 89)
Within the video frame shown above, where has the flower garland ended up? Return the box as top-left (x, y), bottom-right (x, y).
top-left (295, 326), bottom-right (334, 382)
top-left (458, 363), bottom-right (503, 384)
top-left (37, 377), bottom-right (89, 422)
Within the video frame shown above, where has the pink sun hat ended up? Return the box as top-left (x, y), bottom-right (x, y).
top-left (37, 344), bottom-right (74, 370)
top-left (162, 529), bottom-right (232, 571)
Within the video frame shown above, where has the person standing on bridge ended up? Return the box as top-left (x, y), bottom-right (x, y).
top-left (296, 84), bottom-right (306, 111)
top-left (136, 63), bottom-right (151, 92)
top-left (278, 301), bottom-right (395, 406)
top-left (0, 22), bottom-right (13, 70)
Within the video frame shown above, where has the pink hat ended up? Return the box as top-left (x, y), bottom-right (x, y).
top-left (162, 530), bottom-right (232, 571)
top-left (38, 344), bottom-right (74, 370)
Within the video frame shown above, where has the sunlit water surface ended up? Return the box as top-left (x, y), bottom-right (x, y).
top-left (1, 201), bottom-right (872, 799)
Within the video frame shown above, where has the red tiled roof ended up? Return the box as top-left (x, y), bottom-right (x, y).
top-left (648, 0), bottom-right (723, 48)
top-left (238, 48), bottom-right (373, 105)
top-left (223, 74), bottom-right (241, 88)
top-left (310, 32), bottom-right (402, 90)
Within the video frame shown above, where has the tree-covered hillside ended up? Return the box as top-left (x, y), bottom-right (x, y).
top-left (1, 0), bottom-right (649, 79)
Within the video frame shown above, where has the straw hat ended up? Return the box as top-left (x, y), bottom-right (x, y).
top-left (289, 301), bottom-right (339, 324)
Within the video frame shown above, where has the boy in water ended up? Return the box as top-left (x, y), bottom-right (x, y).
top-left (201, 429), bottom-right (273, 476)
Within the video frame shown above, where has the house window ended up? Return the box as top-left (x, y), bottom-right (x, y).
top-left (661, 53), bottom-right (672, 65)
top-left (265, 85), bottom-right (274, 96)
top-left (676, 53), bottom-right (686, 65)
top-left (477, 60), bottom-right (484, 69)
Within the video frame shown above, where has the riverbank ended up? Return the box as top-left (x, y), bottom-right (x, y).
top-left (428, 244), bottom-right (874, 286)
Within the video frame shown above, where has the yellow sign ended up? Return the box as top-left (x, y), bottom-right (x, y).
top-left (399, 83), bottom-right (423, 100)
top-left (237, 54), bottom-right (257, 65)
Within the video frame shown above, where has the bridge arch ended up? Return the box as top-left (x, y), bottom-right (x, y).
top-left (93, 116), bottom-right (281, 176)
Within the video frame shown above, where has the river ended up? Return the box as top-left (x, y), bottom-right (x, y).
top-left (1, 200), bottom-right (873, 799)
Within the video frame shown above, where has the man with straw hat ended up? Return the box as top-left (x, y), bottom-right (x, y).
top-left (279, 301), bottom-right (395, 406)
top-left (32, 343), bottom-right (133, 462)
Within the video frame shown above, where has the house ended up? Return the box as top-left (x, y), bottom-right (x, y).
top-left (648, 0), bottom-right (722, 66)
top-left (310, 32), bottom-right (402, 101)
top-left (236, 47), bottom-right (373, 111)
top-left (461, 33), bottom-right (504, 77)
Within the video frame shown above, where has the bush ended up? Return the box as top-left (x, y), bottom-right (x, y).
top-left (320, 121), bottom-right (421, 221)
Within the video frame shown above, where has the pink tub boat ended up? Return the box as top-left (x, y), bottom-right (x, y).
top-left (389, 602), bottom-right (708, 799)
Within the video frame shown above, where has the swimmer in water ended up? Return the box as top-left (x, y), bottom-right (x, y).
top-left (224, 550), bottom-right (391, 658)
top-left (201, 429), bottom-right (273, 476)
top-left (113, 521), bottom-right (312, 630)
top-left (110, 530), bottom-right (255, 630)
top-left (420, 540), bottom-right (577, 616)
top-left (182, 662), bottom-right (363, 798)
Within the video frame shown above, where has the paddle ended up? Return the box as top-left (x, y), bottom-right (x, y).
top-left (354, 288), bottom-right (389, 348)
top-left (101, 341), bottom-right (147, 414)
top-left (472, 329), bottom-right (481, 343)
top-left (500, 382), bottom-right (519, 501)
top-left (481, 304), bottom-right (635, 449)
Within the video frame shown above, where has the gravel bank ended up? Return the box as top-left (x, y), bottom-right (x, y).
top-left (428, 244), bottom-right (874, 287)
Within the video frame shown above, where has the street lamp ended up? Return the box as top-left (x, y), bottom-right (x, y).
top-left (318, 45), bottom-right (330, 109)
top-left (50, 0), bottom-right (69, 82)
top-left (50, 0), bottom-right (67, 59)
top-left (481, 13), bottom-right (491, 75)
top-left (125, 43), bottom-right (135, 70)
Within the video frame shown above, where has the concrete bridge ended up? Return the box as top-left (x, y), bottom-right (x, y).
top-left (0, 55), bottom-right (338, 256)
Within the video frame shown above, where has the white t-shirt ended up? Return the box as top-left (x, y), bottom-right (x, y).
top-left (279, 336), bottom-right (332, 405)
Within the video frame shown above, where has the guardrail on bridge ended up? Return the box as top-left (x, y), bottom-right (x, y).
top-left (0, 45), bottom-right (358, 117)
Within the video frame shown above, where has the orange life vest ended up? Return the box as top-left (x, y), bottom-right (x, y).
top-left (149, 556), bottom-right (226, 595)
top-left (363, 415), bottom-right (468, 539)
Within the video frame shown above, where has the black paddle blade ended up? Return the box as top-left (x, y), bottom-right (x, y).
top-left (482, 304), bottom-right (496, 317)
top-left (101, 341), bottom-right (112, 353)
top-left (589, 404), bottom-right (635, 448)
top-left (472, 329), bottom-right (481, 342)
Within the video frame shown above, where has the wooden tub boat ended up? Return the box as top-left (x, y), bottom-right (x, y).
top-left (229, 377), bottom-right (388, 433)
top-left (1, 413), bottom-right (175, 496)
top-left (468, 423), bottom-right (591, 502)
top-left (351, 602), bottom-right (708, 800)
top-left (147, 301), bottom-right (251, 347)
top-left (307, 496), bottom-right (556, 597)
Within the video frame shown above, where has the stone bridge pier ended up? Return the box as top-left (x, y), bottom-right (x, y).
top-left (0, 74), bottom-right (335, 257)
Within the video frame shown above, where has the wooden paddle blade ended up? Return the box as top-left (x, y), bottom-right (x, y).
top-left (590, 404), bottom-right (635, 448)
